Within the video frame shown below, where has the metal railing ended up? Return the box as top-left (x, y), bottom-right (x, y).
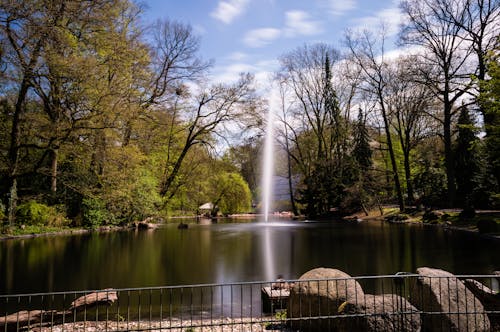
top-left (1, 273), bottom-right (499, 331)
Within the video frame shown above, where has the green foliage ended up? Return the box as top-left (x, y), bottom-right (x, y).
top-left (478, 47), bottom-right (500, 205)
top-left (410, 137), bottom-right (447, 207)
top-left (3, 0), bottom-right (498, 226)
top-left (82, 197), bottom-right (113, 228)
top-left (225, 138), bottom-right (261, 199)
top-left (16, 201), bottom-right (69, 226)
top-left (6, 225), bottom-right (67, 236)
top-left (97, 145), bottom-right (163, 223)
top-left (275, 309), bottom-right (287, 320)
top-left (342, 109), bottom-right (379, 214)
top-left (490, 193), bottom-right (500, 209)
top-left (299, 156), bottom-right (358, 217)
top-left (413, 161), bottom-right (447, 207)
top-left (353, 109), bottom-right (372, 172)
top-left (384, 213), bottom-right (410, 223)
top-left (0, 200), bottom-right (5, 221)
top-left (210, 172), bottom-right (252, 215)
top-left (454, 107), bottom-right (480, 208)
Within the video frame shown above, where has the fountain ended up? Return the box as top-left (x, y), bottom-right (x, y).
top-left (261, 89), bottom-right (277, 282)
top-left (261, 90), bottom-right (275, 222)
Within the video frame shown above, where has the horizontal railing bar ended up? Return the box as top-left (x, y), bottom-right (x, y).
top-left (2, 273), bottom-right (498, 298)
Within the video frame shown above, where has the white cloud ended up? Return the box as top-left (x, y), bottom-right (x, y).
top-left (211, 63), bottom-right (256, 84)
top-left (243, 28), bottom-right (281, 48)
top-left (227, 52), bottom-right (248, 61)
top-left (211, 0), bottom-right (250, 24)
top-left (354, 6), bottom-right (403, 36)
top-left (382, 45), bottom-right (424, 60)
top-left (284, 10), bottom-right (323, 37)
top-left (192, 24), bottom-right (207, 36)
top-left (326, 0), bottom-right (357, 16)
top-left (256, 59), bottom-right (280, 69)
top-left (240, 10), bottom-right (322, 49)
top-left (211, 57), bottom-right (280, 89)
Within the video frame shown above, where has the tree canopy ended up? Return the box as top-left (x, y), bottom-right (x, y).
top-left (0, 0), bottom-right (498, 229)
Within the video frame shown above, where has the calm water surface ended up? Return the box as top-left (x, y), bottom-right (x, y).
top-left (1, 219), bottom-right (499, 294)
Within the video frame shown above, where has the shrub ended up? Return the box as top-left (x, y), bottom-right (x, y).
top-left (477, 217), bottom-right (499, 234)
top-left (0, 200), bottom-right (5, 221)
top-left (16, 201), bottom-right (68, 226)
top-left (490, 193), bottom-right (500, 209)
top-left (82, 197), bottom-right (114, 228)
top-left (422, 210), bottom-right (442, 223)
top-left (384, 213), bottom-right (410, 223)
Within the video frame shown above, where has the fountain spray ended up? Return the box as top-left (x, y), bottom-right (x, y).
top-left (262, 90), bottom-right (275, 222)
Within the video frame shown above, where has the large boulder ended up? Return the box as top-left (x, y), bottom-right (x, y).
top-left (464, 278), bottom-right (500, 331)
top-left (287, 268), bottom-right (364, 332)
top-left (410, 267), bottom-right (490, 332)
top-left (336, 293), bottom-right (421, 332)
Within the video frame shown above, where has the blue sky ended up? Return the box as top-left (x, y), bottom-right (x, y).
top-left (142, 0), bottom-right (403, 85)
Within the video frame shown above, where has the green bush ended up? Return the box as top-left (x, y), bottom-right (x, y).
top-left (0, 201), bottom-right (5, 221)
top-left (16, 201), bottom-right (68, 226)
top-left (490, 193), bottom-right (500, 209)
top-left (82, 197), bottom-right (114, 228)
top-left (477, 218), bottom-right (499, 234)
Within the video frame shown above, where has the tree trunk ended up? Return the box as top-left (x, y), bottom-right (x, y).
top-left (403, 148), bottom-right (415, 205)
top-left (91, 131), bottom-right (106, 177)
top-left (7, 78), bottom-right (30, 226)
top-left (7, 178), bottom-right (18, 226)
top-left (160, 144), bottom-right (191, 198)
top-left (284, 133), bottom-right (298, 216)
top-left (443, 102), bottom-right (456, 207)
top-left (50, 148), bottom-right (58, 194)
top-left (287, 151), bottom-right (298, 216)
top-left (381, 104), bottom-right (405, 212)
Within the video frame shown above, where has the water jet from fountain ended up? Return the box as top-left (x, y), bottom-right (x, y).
top-left (262, 91), bottom-right (275, 223)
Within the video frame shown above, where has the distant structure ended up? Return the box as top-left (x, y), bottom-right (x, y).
top-left (272, 175), bottom-right (292, 202)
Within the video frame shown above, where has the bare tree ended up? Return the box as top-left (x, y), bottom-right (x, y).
top-left (400, 0), bottom-right (475, 206)
top-left (440, 0), bottom-right (500, 190)
top-left (345, 28), bottom-right (406, 212)
top-left (440, 0), bottom-right (500, 93)
top-left (274, 76), bottom-right (299, 215)
top-left (122, 18), bottom-right (213, 150)
top-left (386, 56), bottom-right (437, 204)
top-left (146, 19), bottom-right (212, 106)
top-left (277, 43), bottom-right (355, 216)
top-left (158, 73), bottom-right (258, 204)
top-left (279, 43), bottom-right (342, 162)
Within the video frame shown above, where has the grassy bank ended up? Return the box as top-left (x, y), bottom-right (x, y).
top-left (349, 207), bottom-right (500, 237)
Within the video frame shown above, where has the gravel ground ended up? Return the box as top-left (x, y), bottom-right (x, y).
top-left (29, 317), bottom-right (295, 332)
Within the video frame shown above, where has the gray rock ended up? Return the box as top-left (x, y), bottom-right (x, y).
top-left (336, 294), bottom-right (421, 332)
top-left (410, 267), bottom-right (490, 332)
top-left (287, 267), bottom-right (364, 332)
top-left (464, 278), bottom-right (500, 331)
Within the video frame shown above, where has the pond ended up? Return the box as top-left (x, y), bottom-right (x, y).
top-left (1, 218), bottom-right (499, 295)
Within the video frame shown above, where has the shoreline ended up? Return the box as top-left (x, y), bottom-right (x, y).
top-left (1, 209), bottom-right (499, 241)
top-left (347, 208), bottom-right (500, 241)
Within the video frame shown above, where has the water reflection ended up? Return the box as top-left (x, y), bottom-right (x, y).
top-left (1, 219), bottom-right (499, 295)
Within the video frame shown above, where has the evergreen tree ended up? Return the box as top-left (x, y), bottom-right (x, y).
top-left (454, 107), bottom-right (479, 209)
top-left (479, 47), bottom-right (500, 207)
top-left (353, 109), bottom-right (372, 172)
top-left (345, 108), bottom-right (374, 214)
top-left (297, 52), bottom-right (355, 217)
